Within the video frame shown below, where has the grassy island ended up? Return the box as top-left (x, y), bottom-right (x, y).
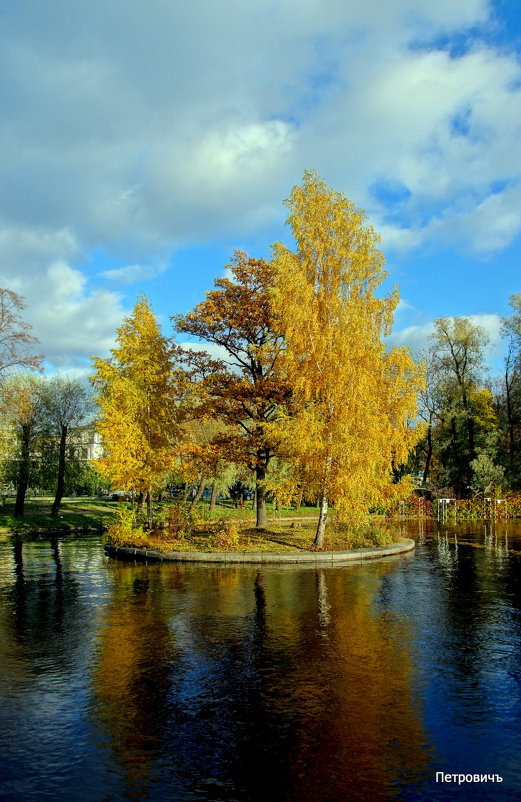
top-left (104, 502), bottom-right (400, 555)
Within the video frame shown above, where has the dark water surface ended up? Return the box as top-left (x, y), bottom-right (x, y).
top-left (0, 521), bottom-right (520, 801)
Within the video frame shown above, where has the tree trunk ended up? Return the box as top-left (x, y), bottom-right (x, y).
top-left (314, 491), bottom-right (328, 548)
top-left (14, 424), bottom-right (31, 518)
top-left (422, 423), bottom-right (433, 485)
top-left (136, 492), bottom-right (144, 513)
top-left (314, 451), bottom-right (332, 548)
top-left (182, 482), bottom-right (189, 503)
top-left (190, 479), bottom-right (206, 509)
top-left (252, 489), bottom-right (257, 510)
top-left (256, 466), bottom-right (268, 528)
top-left (461, 387), bottom-right (476, 465)
top-left (146, 488), bottom-right (152, 528)
top-left (51, 424), bottom-right (68, 516)
top-left (294, 488), bottom-right (303, 512)
top-left (209, 480), bottom-right (218, 512)
top-left (505, 370), bottom-right (515, 476)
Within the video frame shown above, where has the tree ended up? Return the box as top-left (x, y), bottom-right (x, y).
top-left (470, 452), bottom-right (504, 496)
top-left (91, 295), bottom-right (183, 527)
top-left (0, 288), bottom-right (43, 375)
top-left (35, 431), bottom-right (88, 496)
top-left (415, 348), bottom-right (445, 486)
top-left (0, 374), bottom-right (44, 516)
top-left (499, 294), bottom-right (521, 485)
top-left (429, 317), bottom-right (490, 494)
top-left (271, 171), bottom-right (424, 547)
top-left (178, 417), bottom-right (236, 511)
top-left (174, 251), bottom-right (289, 528)
top-left (40, 377), bottom-right (91, 516)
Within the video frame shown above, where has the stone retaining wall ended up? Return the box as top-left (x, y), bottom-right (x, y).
top-left (104, 538), bottom-right (415, 564)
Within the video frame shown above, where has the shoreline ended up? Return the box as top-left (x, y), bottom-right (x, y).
top-left (104, 538), bottom-right (415, 564)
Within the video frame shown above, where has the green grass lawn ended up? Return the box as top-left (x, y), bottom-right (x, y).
top-left (0, 495), bottom-right (316, 534)
top-left (1, 496), bottom-right (396, 552)
top-left (0, 496), bottom-right (119, 533)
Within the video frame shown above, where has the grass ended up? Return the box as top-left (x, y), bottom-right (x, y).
top-left (105, 516), bottom-right (400, 554)
top-left (186, 502), bottom-right (322, 522)
top-left (1, 496), bottom-right (400, 553)
top-left (0, 496), bottom-right (118, 534)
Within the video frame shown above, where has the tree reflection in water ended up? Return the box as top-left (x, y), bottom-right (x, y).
top-left (91, 558), bottom-right (430, 801)
top-left (4, 537), bottom-right (79, 676)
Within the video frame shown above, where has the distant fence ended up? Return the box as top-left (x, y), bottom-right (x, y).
top-left (385, 493), bottom-right (521, 520)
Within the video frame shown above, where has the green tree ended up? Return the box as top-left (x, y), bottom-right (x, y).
top-left (40, 377), bottom-right (92, 516)
top-left (428, 317), bottom-right (499, 495)
top-left (499, 294), bottom-right (521, 486)
top-left (272, 171), bottom-right (424, 547)
top-left (35, 432), bottom-right (87, 496)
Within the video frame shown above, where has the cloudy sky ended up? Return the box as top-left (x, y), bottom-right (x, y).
top-left (1, 0), bottom-right (519, 377)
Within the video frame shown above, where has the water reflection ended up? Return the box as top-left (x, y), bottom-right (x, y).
top-left (0, 525), bottom-right (520, 800)
top-left (1, 538), bottom-right (82, 684)
top-left (89, 558), bottom-right (431, 800)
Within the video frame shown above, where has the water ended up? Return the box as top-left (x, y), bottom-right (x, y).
top-left (0, 521), bottom-right (520, 801)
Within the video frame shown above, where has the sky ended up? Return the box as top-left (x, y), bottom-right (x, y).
top-left (0, 0), bottom-right (519, 380)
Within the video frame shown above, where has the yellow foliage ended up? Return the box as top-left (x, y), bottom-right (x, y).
top-left (91, 294), bottom-right (183, 496)
top-left (271, 171), bottom-right (424, 536)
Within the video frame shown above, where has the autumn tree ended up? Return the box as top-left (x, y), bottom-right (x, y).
top-left (272, 171), bottom-right (424, 547)
top-left (0, 374), bottom-right (44, 516)
top-left (40, 376), bottom-right (92, 516)
top-left (0, 288), bottom-right (43, 375)
top-left (174, 252), bottom-right (289, 528)
top-left (178, 417), bottom-right (236, 511)
top-left (91, 295), bottom-right (183, 527)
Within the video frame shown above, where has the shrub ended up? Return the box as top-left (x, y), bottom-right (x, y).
top-left (105, 505), bottom-right (147, 548)
top-left (163, 503), bottom-right (190, 539)
top-left (213, 520), bottom-right (240, 550)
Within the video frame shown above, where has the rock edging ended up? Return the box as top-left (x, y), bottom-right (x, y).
top-left (104, 538), bottom-right (415, 564)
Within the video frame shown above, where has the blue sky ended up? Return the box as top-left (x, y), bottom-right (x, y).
top-left (0, 0), bottom-right (519, 377)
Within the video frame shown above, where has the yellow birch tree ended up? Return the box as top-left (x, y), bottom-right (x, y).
top-left (91, 295), bottom-right (183, 527)
top-left (272, 171), bottom-right (424, 546)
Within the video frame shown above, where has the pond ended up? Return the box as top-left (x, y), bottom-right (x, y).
top-left (0, 520), bottom-right (520, 801)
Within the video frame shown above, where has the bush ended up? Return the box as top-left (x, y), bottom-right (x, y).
top-left (163, 503), bottom-right (191, 538)
top-left (332, 522), bottom-right (395, 549)
top-left (212, 520), bottom-right (240, 550)
top-left (105, 505), bottom-right (147, 548)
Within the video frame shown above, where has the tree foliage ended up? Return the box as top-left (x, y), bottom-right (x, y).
top-left (499, 294), bottom-right (521, 485)
top-left (174, 251), bottom-right (289, 527)
top-left (271, 171), bottom-right (424, 545)
top-left (424, 317), bottom-right (499, 495)
top-left (39, 376), bottom-right (92, 516)
top-left (91, 295), bottom-right (183, 526)
top-left (0, 373), bottom-right (44, 516)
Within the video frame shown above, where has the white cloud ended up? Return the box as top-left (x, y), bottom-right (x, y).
top-left (389, 313), bottom-right (503, 365)
top-left (0, 0), bottom-right (518, 369)
top-left (101, 262), bottom-right (168, 285)
top-left (178, 340), bottom-right (231, 365)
